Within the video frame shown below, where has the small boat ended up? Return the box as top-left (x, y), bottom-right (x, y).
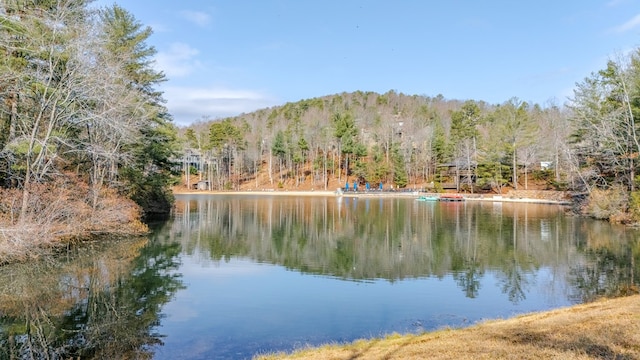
top-left (416, 195), bottom-right (439, 201)
top-left (439, 194), bottom-right (465, 202)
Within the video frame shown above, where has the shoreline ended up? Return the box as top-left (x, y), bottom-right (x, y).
top-left (173, 189), bottom-right (572, 205)
top-left (256, 294), bottom-right (640, 359)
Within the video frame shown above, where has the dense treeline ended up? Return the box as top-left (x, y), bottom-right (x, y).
top-left (179, 47), bottom-right (640, 223)
top-left (183, 92), bottom-right (564, 193)
top-left (0, 0), bottom-right (178, 262)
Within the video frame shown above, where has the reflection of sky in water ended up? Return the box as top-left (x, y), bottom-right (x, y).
top-left (2, 196), bottom-right (636, 360)
top-left (149, 195), bottom-right (636, 359)
top-left (153, 256), bottom-right (572, 360)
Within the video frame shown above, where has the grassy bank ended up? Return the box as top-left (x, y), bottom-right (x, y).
top-left (256, 294), bottom-right (640, 360)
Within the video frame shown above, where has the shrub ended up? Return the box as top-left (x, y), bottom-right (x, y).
top-left (0, 175), bottom-right (147, 265)
top-left (584, 186), bottom-right (628, 222)
top-left (532, 169), bottom-right (553, 181)
top-left (629, 191), bottom-right (640, 223)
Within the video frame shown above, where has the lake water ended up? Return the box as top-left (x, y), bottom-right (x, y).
top-left (1, 194), bottom-right (639, 359)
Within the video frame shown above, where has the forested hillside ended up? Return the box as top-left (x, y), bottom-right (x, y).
top-left (178, 49), bottom-right (640, 222)
top-left (0, 1), bottom-right (178, 263)
top-left (177, 47), bottom-right (640, 224)
top-left (179, 92), bottom-right (555, 192)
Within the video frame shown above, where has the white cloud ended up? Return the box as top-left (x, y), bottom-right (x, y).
top-left (611, 13), bottom-right (640, 33)
top-left (149, 22), bottom-right (170, 33)
top-left (179, 10), bottom-right (212, 28)
top-left (162, 86), bottom-right (277, 126)
top-left (155, 42), bottom-right (201, 78)
top-left (606, 0), bottom-right (627, 7)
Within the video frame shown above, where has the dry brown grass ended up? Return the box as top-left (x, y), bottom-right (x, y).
top-left (256, 295), bottom-right (640, 360)
top-left (584, 187), bottom-right (630, 223)
top-left (0, 176), bottom-right (147, 265)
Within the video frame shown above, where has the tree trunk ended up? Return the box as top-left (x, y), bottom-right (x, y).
top-left (19, 174), bottom-right (30, 224)
top-left (323, 149), bottom-right (327, 190)
top-left (185, 158), bottom-right (190, 190)
top-left (513, 144), bottom-right (518, 190)
top-left (269, 149), bottom-right (273, 185)
top-left (345, 153), bottom-right (349, 184)
top-left (337, 141), bottom-right (342, 184)
top-left (9, 93), bottom-right (17, 141)
top-left (555, 149), bottom-right (560, 182)
top-left (255, 158), bottom-right (259, 188)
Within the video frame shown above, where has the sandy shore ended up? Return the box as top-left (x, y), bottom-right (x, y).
top-left (173, 189), bottom-right (572, 205)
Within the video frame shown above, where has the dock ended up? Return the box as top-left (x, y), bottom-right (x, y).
top-left (439, 194), bottom-right (465, 202)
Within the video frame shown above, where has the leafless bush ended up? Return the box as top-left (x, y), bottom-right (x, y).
top-left (584, 186), bottom-right (630, 222)
top-left (0, 175), bottom-right (147, 264)
top-left (89, 186), bottom-right (148, 234)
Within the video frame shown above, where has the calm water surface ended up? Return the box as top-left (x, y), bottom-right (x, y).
top-left (1, 194), bottom-right (639, 359)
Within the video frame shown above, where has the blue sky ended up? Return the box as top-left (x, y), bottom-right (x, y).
top-left (96, 1), bottom-right (640, 126)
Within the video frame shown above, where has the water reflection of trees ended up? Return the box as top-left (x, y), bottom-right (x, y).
top-left (170, 195), bottom-right (640, 303)
top-left (567, 222), bottom-right (640, 302)
top-left (0, 232), bottom-right (183, 359)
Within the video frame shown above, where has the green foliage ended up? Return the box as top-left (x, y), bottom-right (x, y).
top-left (367, 163), bottom-right (389, 185)
top-left (185, 128), bottom-right (196, 142)
top-left (280, 98), bottom-right (324, 122)
top-left (122, 165), bottom-right (174, 217)
top-left (432, 120), bottom-right (450, 163)
top-left (333, 112), bottom-right (358, 153)
top-left (476, 162), bottom-right (509, 193)
top-left (364, 146), bottom-right (388, 184)
top-left (0, 2), bottom-right (176, 225)
top-left (433, 182), bottom-right (444, 193)
top-left (354, 142), bottom-right (367, 158)
top-left (101, 4), bottom-right (163, 90)
top-left (272, 131), bottom-right (287, 158)
top-left (210, 119), bottom-right (244, 150)
top-left (391, 143), bottom-right (408, 188)
top-left (629, 191), bottom-right (640, 223)
top-left (450, 100), bottom-right (480, 142)
top-left (266, 109), bottom-right (279, 129)
top-left (297, 137), bottom-right (309, 152)
top-left (121, 120), bottom-right (180, 217)
top-left (352, 159), bottom-right (367, 181)
top-left (532, 169), bottom-right (554, 181)
top-left (99, 5), bottom-right (179, 216)
top-left (0, 0), bottom-right (85, 190)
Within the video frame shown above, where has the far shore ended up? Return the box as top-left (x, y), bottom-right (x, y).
top-left (172, 188), bottom-right (572, 205)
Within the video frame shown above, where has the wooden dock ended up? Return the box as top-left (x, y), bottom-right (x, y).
top-left (439, 194), bottom-right (465, 202)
